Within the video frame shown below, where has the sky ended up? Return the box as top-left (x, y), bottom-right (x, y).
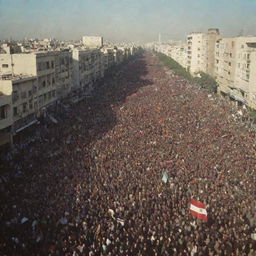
top-left (0, 0), bottom-right (256, 43)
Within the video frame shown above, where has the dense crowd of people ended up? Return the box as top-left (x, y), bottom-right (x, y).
top-left (1, 53), bottom-right (256, 255)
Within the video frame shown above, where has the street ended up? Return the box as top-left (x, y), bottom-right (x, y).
top-left (1, 52), bottom-right (256, 255)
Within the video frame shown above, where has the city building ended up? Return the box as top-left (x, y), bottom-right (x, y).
top-left (82, 36), bottom-right (103, 49)
top-left (0, 37), bottom-right (139, 148)
top-left (0, 80), bottom-right (13, 147)
top-left (187, 28), bottom-right (221, 76)
top-left (215, 37), bottom-right (256, 108)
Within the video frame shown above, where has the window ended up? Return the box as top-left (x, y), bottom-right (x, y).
top-left (0, 105), bottom-right (8, 119)
top-left (48, 91), bottom-right (51, 99)
top-left (37, 63), bottom-right (42, 71)
top-left (52, 77), bottom-right (55, 84)
top-left (22, 103), bottom-right (27, 113)
top-left (229, 62), bottom-right (231, 66)
top-left (46, 61), bottom-right (50, 69)
top-left (13, 107), bottom-right (18, 116)
top-left (29, 99), bottom-right (33, 109)
top-left (28, 90), bottom-right (32, 97)
top-left (42, 81), bottom-right (46, 88)
top-left (51, 61), bottom-right (54, 68)
top-left (13, 91), bottom-right (19, 102)
top-left (52, 90), bottom-right (56, 97)
top-left (230, 53), bottom-right (232, 57)
top-left (2, 64), bottom-right (8, 68)
top-left (21, 91), bottom-right (27, 99)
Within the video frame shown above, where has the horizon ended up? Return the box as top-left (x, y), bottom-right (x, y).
top-left (0, 0), bottom-right (256, 43)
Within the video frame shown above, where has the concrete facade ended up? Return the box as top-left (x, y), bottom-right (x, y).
top-left (215, 37), bottom-right (256, 108)
top-left (82, 36), bottom-right (103, 49)
top-left (187, 29), bottom-right (221, 76)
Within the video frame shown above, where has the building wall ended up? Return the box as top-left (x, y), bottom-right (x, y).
top-left (187, 29), bottom-right (221, 76)
top-left (215, 37), bottom-right (256, 107)
top-left (55, 51), bottom-right (73, 99)
top-left (36, 53), bottom-right (58, 111)
top-left (187, 33), bottom-right (206, 74)
top-left (0, 54), bottom-right (13, 76)
top-left (248, 51), bottom-right (256, 108)
top-left (215, 38), bottom-right (237, 94)
top-left (82, 36), bottom-right (103, 49)
top-left (12, 77), bottom-right (37, 132)
top-left (0, 80), bottom-right (13, 146)
top-left (12, 53), bottom-right (37, 76)
top-left (206, 29), bottom-right (222, 76)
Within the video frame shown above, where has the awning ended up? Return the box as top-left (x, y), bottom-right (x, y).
top-left (15, 120), bottom-right (38, 133)
top-left (229, 89), bottom-right (247, 104)
top-left (229, 94), bottom-right (247, 104)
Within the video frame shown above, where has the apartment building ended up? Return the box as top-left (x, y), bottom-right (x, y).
top-left (72, 49), bottom-right (103, 96)
top-left (114, 48), bottom-right (125, 64)
top-left (215, 37), bottom-right (256, 108)
top-left (0, 41), bottom-right (138, 147)
top-left (187, 29), bottom-right (221, 76)
top-left (101, 48), bottom-right (115, 71)
top-left (0, 51), bottom-right (59, 114)
top-left (0, 81), bottom-right (13, 147)
top-left (11, 75), bottom-right (38, 133)
top-left (215, 38), bottom-right (237, 95)
top-left (55, 51), bottom-right (73, 99)
top-left (168, 44), bottom-right (188, 69)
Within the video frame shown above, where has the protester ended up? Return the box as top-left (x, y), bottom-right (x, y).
top-left (0, 53), bottom-right (256, 255)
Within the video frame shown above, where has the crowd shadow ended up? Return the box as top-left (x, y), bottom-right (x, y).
top-left (0, 52), bottom-right (155, 255)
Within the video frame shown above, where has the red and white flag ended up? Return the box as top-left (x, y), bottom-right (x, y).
top-left (189, 199), bottom-right (208, 221)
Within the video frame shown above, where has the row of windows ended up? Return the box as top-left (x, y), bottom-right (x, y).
top-left (37, 60), bottom-right (55, 71)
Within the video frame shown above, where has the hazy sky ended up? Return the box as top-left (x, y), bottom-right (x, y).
top-left (0, 0), bottom-right (256, 43)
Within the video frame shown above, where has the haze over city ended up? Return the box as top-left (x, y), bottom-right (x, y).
top-left (0, 0), bottom-right (256, 43)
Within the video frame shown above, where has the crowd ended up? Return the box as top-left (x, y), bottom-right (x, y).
top-left (1, 53), bottom-right (256, 255)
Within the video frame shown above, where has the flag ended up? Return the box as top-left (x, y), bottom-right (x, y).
top-left (189, 199), bottom-right (208, 221)
top-left (162, 172), bottom-right (169, 183)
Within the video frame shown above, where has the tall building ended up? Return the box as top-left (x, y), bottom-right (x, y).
top-left (215, 37), bottom-right (256, 107)
top-left (187, 28), bottom-right (221, 76)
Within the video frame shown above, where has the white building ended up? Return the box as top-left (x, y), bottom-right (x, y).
top-left (82, 36), bottom-right (103, 49)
